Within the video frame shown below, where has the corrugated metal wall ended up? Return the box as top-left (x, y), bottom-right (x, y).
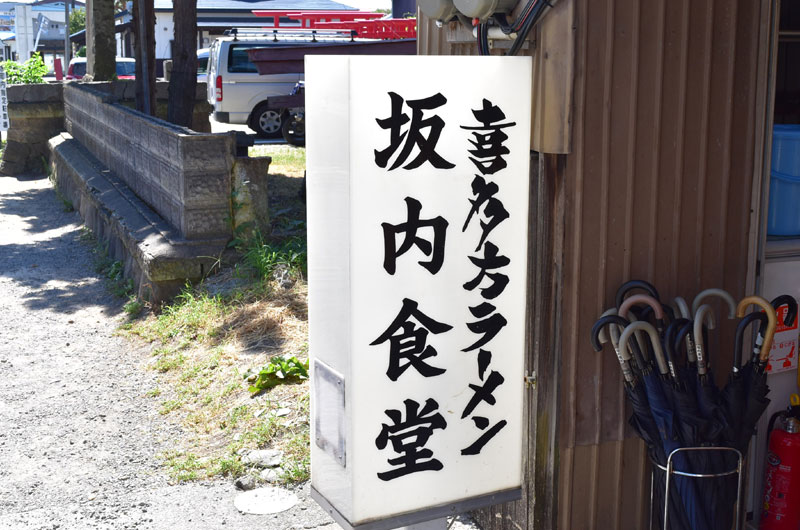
top-left (419, 0), bottom-right (774, 528)
top-left (562, 0), bottom-right (771, 528)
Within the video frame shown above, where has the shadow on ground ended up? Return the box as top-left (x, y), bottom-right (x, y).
top-left (0, 175), bottom-right (126, 316)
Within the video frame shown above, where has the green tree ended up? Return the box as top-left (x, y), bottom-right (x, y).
top-left (2, 53), bottom-right (47, 84)
top-left (69, 7), bottom-right (85, 35)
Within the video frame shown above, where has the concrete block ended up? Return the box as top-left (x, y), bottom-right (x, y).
top-left (183, 171), bottom-right (230, 206)
top-left (232, 155), bottom-right (271, 235)
top-left (180, 136), bottom-right (233, 173)
top-left (7, 83), bottom-right (63, 104)
top-left (184, 207), bottom-right (230, 240)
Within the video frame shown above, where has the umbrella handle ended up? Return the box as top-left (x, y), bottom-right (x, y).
top-left (673, 296), bottom-right (691, 319)
top-left (770, 294), bottom-right (797, 327)
top-left (736, 296), bottom-right (778, 361)
top-left (664, 318), bottom-right (691, 382)
top-left (692, 288), bottom-right (737, 319)
top-left (590, 315), bottom-right (636, 383)
top-left (673, 320), bottom-right (695, 364)
top-left (596, 307), bottom-right (619, 345)
top-left (619, 294), bottom-right (666, 334)
top-left (752, 295), bottom-right (794, 362)
top-left (615, 279), bottom-right (660, 310)
top-left (621, 309), bottom-right (652, 364)
top-left (734, 312), bottom-right (767, 373)
top-left (693, 304), bottom-right (716, 376)
top-left (619, 321), bottom-right (667, 376)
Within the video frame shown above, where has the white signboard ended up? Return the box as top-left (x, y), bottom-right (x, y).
top-left (0, 65), bottom-right (8, 132)
top-left (307, 55), bottom-right (531, 529)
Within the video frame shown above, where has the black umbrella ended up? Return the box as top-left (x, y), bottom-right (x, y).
top-left (733, 296), bottom-right (778, 455)
top-left (721, 312), bottom-right (768, 448)
top-left (619, 321), bottom-right (711, 530)
top-left (592, 315), bottom-right (692, 530)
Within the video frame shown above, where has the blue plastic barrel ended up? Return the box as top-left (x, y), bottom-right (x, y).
top-left (767, 170), bottom-right (800, 236)
top-left (772, 125), bottom-right (800, 176)
top-left (767, 125), bottom-right (800, 236)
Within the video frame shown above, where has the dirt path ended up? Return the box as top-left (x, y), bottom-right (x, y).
top-left (0, 175), bottom-right (339, 530)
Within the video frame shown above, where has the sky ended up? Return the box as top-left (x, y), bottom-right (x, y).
top-left (340, 0), bottom-right (393, 11)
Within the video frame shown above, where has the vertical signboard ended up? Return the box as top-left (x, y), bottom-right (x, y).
top-left (0, 64), bottom-right (8, 131)
top-left (307, 56), bottom-right (531, 529)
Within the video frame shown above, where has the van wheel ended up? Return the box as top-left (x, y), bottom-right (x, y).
top-left (281, 112), bottom-right (305, 147)
top-left (250, 104), bottom-right (282, 138)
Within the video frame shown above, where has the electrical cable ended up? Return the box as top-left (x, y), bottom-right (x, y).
top-left (479, 22), bottom-right (490, 55)
top-left (505, 0), bottom-right (548, 56)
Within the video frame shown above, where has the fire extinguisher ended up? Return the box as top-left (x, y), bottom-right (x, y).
top-left (761, 394), bottom-right (800, 530)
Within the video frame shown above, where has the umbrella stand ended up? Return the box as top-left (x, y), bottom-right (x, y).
top-left (650, 446), bottom-right (745, 530)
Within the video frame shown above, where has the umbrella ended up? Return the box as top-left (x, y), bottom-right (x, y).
top-left (619, 321), bottom-right (711, 530)
top-left (720, 311), bottom-right (767, 448)
top-left (691, 304), bottom-right (740, 530)
top-left (592, 315), bottom-right (692, 530)
top-left (732, 296), bottom-right (778, 455)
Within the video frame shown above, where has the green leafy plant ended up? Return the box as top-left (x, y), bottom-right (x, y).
top-left (242, 233), bottom-right (307, 280)
top-left (245, 355), bottom-right (309, 395)
top-left (2, 53), bottom-right (48, 85)
top-left (69, 8), bottom-right (86, 35)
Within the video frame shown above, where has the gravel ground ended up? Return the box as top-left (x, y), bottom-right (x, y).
top-left (0, 175), bottom-right (479, 530)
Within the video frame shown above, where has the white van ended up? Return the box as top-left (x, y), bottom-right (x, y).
top-left (207, 35), bottom-right (304, 138)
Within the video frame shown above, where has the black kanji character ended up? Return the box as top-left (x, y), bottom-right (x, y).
top-left (477, 349), bottom-right (492, 380)
top-left (460, 99), bottom-right (516, 175)
top-left (461, 370), bottom-right (505, 418)
top-left (375, 92), bottom-right (455, 171)
top-left (383, 197), bottom-right (449, 275)
top-left (461, 419), bottom-right (507, 455)
top-left (375, 398), bottom-right (447, 481)
top-left (463, 242), bottom-right (510, 300)
top-left (371, 298), bottom-right (452, 381)
top-left (463, 304), bottom-right (508, 352)
top-left (463, 176), bottom-right (510, 251)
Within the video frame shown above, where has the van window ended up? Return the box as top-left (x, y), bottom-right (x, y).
top-left (227, 44), bottom-right (260, 73)
top-left (116, 61), bottom-right (135, 76)
top-left (72, 62), bottom-right (86, 76)
top-left (197, 56), bottom-right (208, 74)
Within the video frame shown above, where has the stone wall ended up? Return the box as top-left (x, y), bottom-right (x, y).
top-left (63, 83), bottom-right (234, 240)
top-left (1, 84), bottom-right (64, 175)
top-left (0, 81), bottom-right (212, 176)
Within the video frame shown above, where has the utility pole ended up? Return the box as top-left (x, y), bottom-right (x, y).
top-left (64, 1), bottom-right (70, 69)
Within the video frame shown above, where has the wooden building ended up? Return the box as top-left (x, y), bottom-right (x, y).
top-left (418, 0), bottom-right (796, 528)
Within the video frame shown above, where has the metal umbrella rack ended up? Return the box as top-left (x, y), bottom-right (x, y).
top-left (591, 281), bottom-right (797, 530)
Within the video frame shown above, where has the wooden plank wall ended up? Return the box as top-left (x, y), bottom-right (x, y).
top-left (419, 0), bottom-right (774, 528)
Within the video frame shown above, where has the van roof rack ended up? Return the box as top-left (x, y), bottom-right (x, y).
top-left (221, 28), bottom-right (361, 43)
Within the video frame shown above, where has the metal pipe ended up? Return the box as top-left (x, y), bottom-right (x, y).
top-left (471, 26), bottom-right (516, 41)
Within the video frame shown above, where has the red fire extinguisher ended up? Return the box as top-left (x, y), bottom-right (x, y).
top-left (761, 394), bottom-right (800, 530)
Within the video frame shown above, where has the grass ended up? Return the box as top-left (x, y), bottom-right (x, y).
top-left (106, 145), bottom-right (312, 487)
top-left (249, 144), bottom-right (306, 178)
top-left (79, 227), bottom-right (134, 298)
